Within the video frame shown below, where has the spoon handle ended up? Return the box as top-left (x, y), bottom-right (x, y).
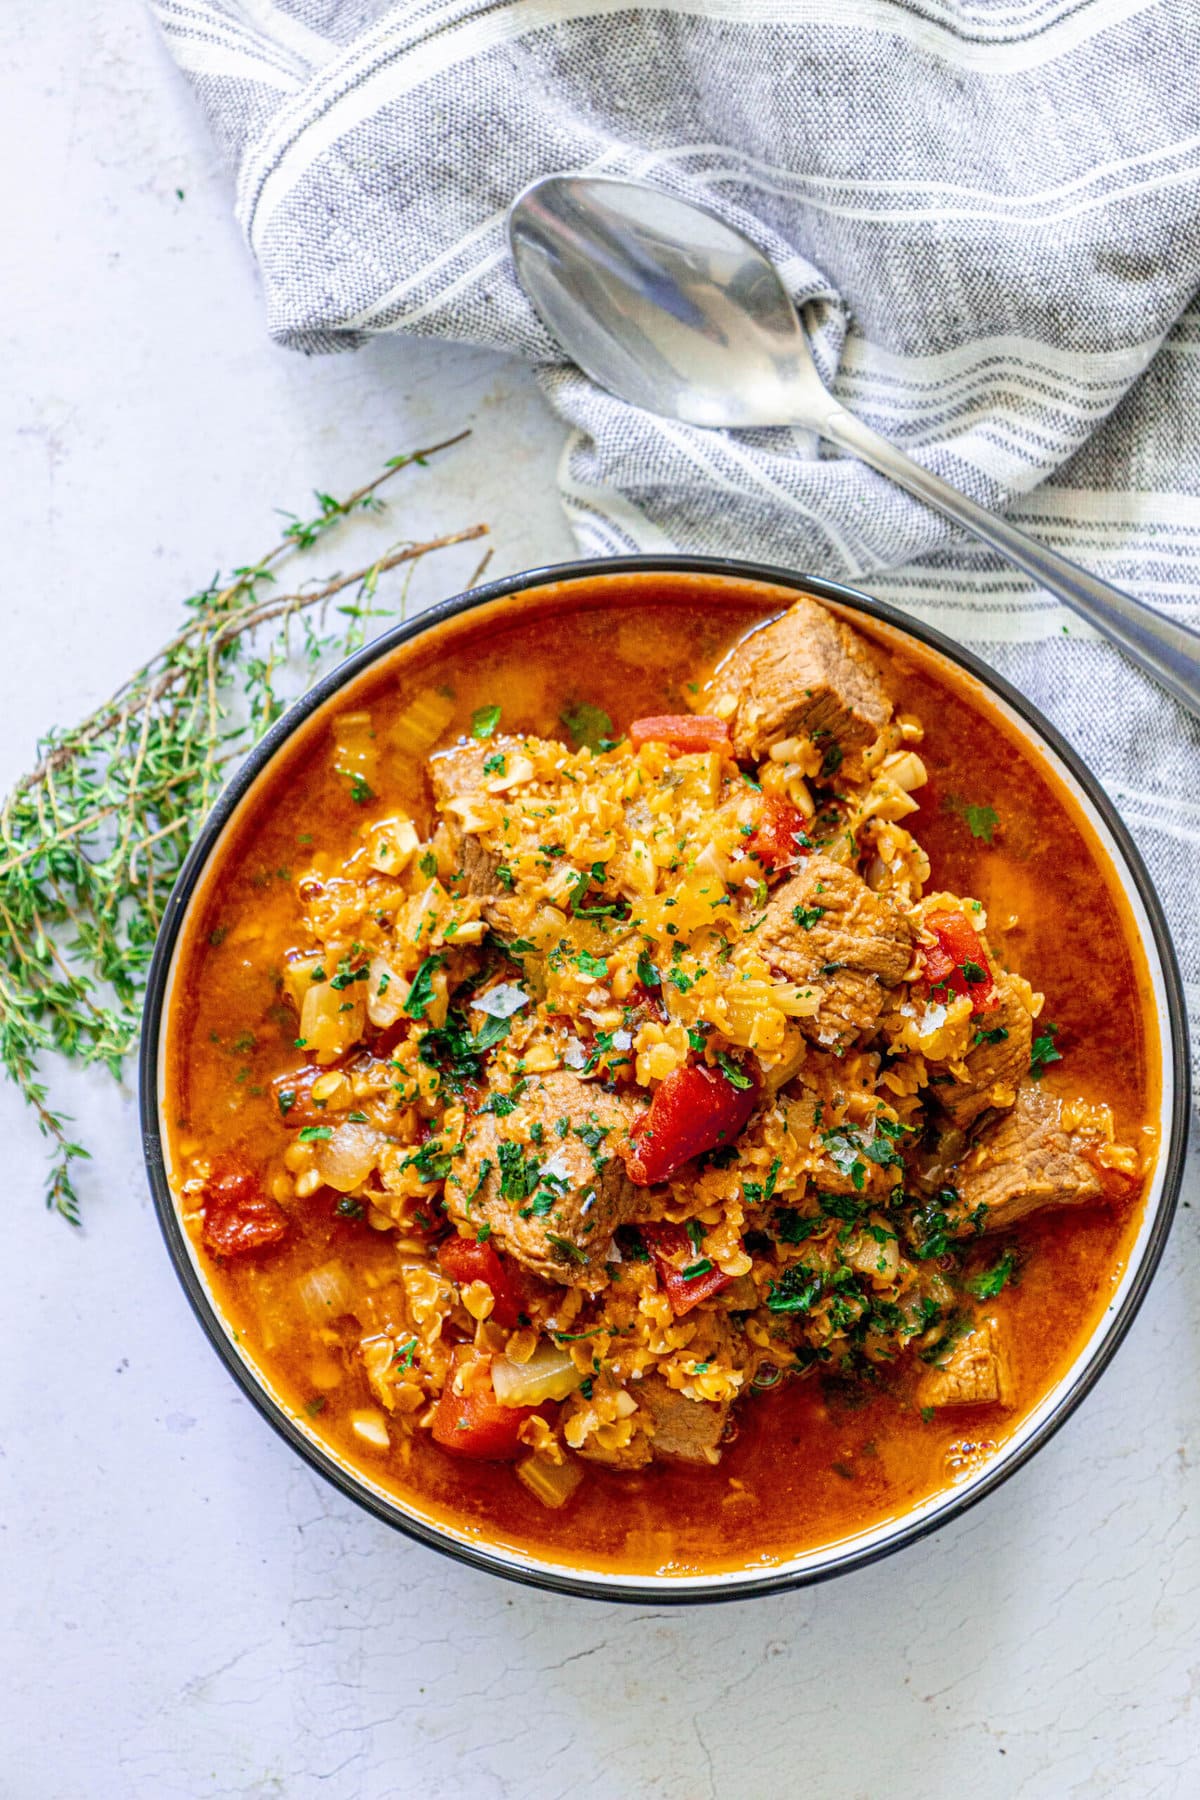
top-left (818, 404), bottom-right (1200, 723)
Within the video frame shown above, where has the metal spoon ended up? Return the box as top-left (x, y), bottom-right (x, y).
top-left (509, 173), bottom-right (1200, 721)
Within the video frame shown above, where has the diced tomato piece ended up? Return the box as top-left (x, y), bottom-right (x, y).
top-left (624, 978), bottom-right (669, 1023)
top-left (624, 1062), bottom-right (758, 1185)
top-left (641, 1221), bottom-right (733, 1316)
top-left (438, 1235), bottom-right (526, 1328)
top-left (628, 714), bottom-right (731, 753)
top-left (431, 1348), bottom-right (539, 1460)
top-left (201, 1164), bottom-right (287, 1259)
top-left (919, 909), bottom-right (1000, 1013)
top-left (747, 797), bottom-right (811, 871)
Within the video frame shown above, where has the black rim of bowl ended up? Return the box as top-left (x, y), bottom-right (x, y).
top-left (139, 554), bottom-right (1191, 1605)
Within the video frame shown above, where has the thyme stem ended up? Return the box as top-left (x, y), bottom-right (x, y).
top-left (0, 436), bottom-right (485, 1221)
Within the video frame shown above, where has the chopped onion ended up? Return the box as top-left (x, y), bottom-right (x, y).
top-left (516, 1452), bottom-right (584, 1509)
top-left (491, 1342), bottom-right (582, 1408)
top-left (296, 1259), bottom-right (355, 1325)
top-left (367, 817), bottom-right (420, 876)
top-left (350, 1409), bottom-right (390, 1450)
top-left (300, 979), bottom-right (365, 1062)
top-left (366, 956), bottom-right (406, 1029)
top-left (282, 954), bottom-right (326, 1016)
top-left (692, 840), bottom-right (727, 884)
top-left (312, 1121), bottom-right (384, 1193)
top-left (473, 982), bottom-right (529, 1019)
top-left (882, 749), bottom-right (928, 793)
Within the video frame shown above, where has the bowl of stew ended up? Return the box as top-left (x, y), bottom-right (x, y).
top-left (141, 558), bottom-right (1189, 1601)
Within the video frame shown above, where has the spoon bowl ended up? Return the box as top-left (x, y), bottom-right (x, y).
top-left (511, 175), bottom-right (825, 428)
top-left (509, 173), bottom-right (1200, 720)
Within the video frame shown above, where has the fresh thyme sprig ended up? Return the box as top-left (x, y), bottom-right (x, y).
top-left (0, 432), bottom-right (487, 1222)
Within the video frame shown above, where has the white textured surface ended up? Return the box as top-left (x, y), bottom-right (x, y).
top-left (1, 10), bottom-right (1197, 1798)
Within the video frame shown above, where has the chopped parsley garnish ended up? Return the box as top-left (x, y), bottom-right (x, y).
top-left (972, 1024), bottom-right (1009, 1046)
top-left (966, 1250), bottom-right (1019, 1299)
top-left (470, 703), bottom-right (502, 740)
top-left (910, 1189), bottom-right (964, 1260)
top-left (574, 1118), bottom-right (609, 1152)
top-left (464, 1158), bottom-right (493, 1208)
top-left (568, 861), bottom-right (619, 918)
top-left (401, 1140), bottom-right (457, 1182)
top-left (574, 950), bottom-right (609, 981)
top-left (715, 1051), bottom-right (753, 1090)
top-left (1030, 1023), bottom-right (1062, 1077)
top-left (298, 1125), bottom-right (332, 1143)
top-left (792, 904), bottom-right (825, 931)
top-left (560, 700), bottom-right (615, 752)
top-left (743, 1156), bottom-right (782, 1206)
top-left (418, 850), bottom-right (438, 879)
top-left (766, 1264), bottom-right (824, 1314)
top-left (392, 1337), bottom-right (417, 1370)
top-left (497, 1141), bottom-right (542, 1204)
top-left (546, 1232), bottom-right (587, 1263)
top-left (943, 794), bottom-right (1000, 844)
top-left (329, 956), bottom-right (370, 991)
top-left (820, 1122), bottom-right (905, 1191)
top-left (482, 751), bottom-right (507, 776)
top-left (478, 1091), bottom-right (519, 1117)
top-left (773, 1206), bottom-right (820, 1245)
top-left (404, 953), bottom-right (445, 1020)
top-left (681, 1259), bottom-right (714, 1280)
top-left (276, 1090), bottom-right (296, 1117)
top-left (636, 950), bottom-right (661, 988)
top-left (417, 1010), bottom-right (492, 1090)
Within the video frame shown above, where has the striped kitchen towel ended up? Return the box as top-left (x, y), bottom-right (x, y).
top-left (154, 0), bottom-right (1200, 1082)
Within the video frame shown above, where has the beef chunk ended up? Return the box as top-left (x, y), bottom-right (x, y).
top-left (757, 855), bottom-right (913, 1048)
top-left (428, 740), bottom-right (512, 921)
top-left (638, 1377), bottom-right (730, 1464)
top-left (712, 597), bottom-right (892, 768)
top-left (447, 1072), bottom-right (647, 1288)
top-left (947, 1084), bottom-right (1102, 1236)
top-left (919, 1316), bottom-right (1014, 1408)
top-left (928, 972), bottom-right (1033, 1128)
